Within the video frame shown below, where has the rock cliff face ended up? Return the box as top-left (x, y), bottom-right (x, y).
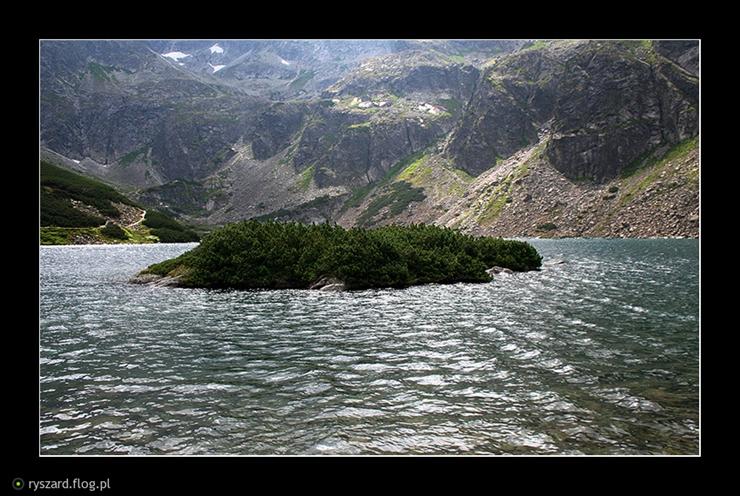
top-left (323, 50), bottom-right (480, 102)
top-left (41, 41), bottom-right (265, 187)
top-left (248, 52), bottom-right (466, 190)
top-left (445, 40), bottom-right (698, 182)
top-left (40, 40), bottom-right (700, 238)
top-left (436, 135), bottom-right (699, 238)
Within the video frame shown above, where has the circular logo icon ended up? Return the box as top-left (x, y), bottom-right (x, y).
top-left (13, 478), bottom-right (25, 490)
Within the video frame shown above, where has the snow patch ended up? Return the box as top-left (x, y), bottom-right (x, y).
top-left (209, 63), bottom-right (226, 73)
top-left (162, 51), bottom-right (190, 61)
top-left (209, 43), bottom-right (224, 54)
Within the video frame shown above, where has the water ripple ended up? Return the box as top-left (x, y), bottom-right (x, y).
top-left (40, 239), bottom-right (699, 455)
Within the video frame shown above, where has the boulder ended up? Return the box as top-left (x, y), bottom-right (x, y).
top-left (319, 283), bottom-right (346, 292)
top-left (309, 276), bottom-right (346, 291)
top-left (129, 273), bottom-right (182, 287)
top-left (486, 266), bottom-right (513, 275)
top-left (129, 273), bottom-right (161, 284)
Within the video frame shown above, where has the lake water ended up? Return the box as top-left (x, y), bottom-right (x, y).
top-left (39, 239), bottom-right (699, 455)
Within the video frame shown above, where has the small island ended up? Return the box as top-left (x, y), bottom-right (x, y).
top-left (133, 221), bottom-right (542, 290)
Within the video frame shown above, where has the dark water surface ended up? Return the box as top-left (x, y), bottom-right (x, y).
top-left (40, 239), bottom-right (699, 455)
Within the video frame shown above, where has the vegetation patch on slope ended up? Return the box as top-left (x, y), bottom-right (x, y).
top-left (142, 210), bottom-right (200, 243)
top-left (619, 137), bottom-right (699, 206)
top-left (100, 223), bottom-right (128, 239)
top-left (397, 154), bottom-right (431, 183)
top-left (343, 150), bottom-right (429, 211)
top-left (478, 159), bottom-right (531, 225)
top-left (357, 182), bottom-right (426, 226)
top-left (396, 154), bottom-right (473, 201)
top-left (41, 161), bottom-right (137, 226)
top-left (437, 98), bottom-right (463, 115)
top-left (296, 164), bottom-right (316, 191)
top-left (140, 221), bottom-right (542, 290)
top-left (87, 62), bottom-right (116, 82)
top-left (118, 147), bottom-right (147, 167)
top-left (621, 137), bottom-right (697, 179)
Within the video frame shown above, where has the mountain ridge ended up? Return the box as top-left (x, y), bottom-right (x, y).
top-left (40, 39), bottom-right (699, 239)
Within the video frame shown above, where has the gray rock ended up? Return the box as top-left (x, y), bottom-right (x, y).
top-left (152, 276), bottom-right (182, 287)
top-left (309, 276), bottom-right (346, 291)
top-left (129, 273), bottom-right (182, 287)
top-left (486, 266), bottom-right (513, 275)
top-left (444, 40), bottom-right (698, 181)
top-left (319, 283), bottom-right (346, 292)
top-left (129, 273), bottom-right (162, 284)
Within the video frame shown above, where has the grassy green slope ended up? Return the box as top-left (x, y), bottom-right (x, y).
top-left (41, 160), bottom-right (137, 226)
top-left (40, 161), bottom-right (200, 244)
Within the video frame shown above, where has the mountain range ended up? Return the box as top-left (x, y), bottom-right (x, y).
top-left (40, 39), bottom-right (699, 238)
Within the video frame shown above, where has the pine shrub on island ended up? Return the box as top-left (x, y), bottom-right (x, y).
top-left (142, 221), bottom-right (541, 290)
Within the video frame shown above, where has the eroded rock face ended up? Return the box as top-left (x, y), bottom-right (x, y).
top-left (40, 41), bottom-right (265, 188)
top-left (251, 102), bottom-right (308, 160)
top-left (445, 40), bottom-right (698, 182)
top-left (653, 40), bottom-right (699, 76)
top-left (544, 42), bottom-right (697, 182)
top-left (444, 81), bottom-right (539, 176)
top-left (249, 98), bottom-right (451, 190)
top-left (305, 114), bottom-right (446, 189)
top-left (326, 50), bottom-right (481, 102)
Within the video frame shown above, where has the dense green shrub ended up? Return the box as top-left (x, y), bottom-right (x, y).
top-left (151, 227), bottom-right (200, 243)
top-left (100, 223), bottom-right (128, 240)
top-left (143, 210), bottom-right (200, 242)
top-left (40, 161), bottom-right (137, 218)
top-left (142, 210), bottom-right (184, 230)
top-left (40, 189), bottom-right (105, 227)
top-left (144, 221), bottom-right (542, 290)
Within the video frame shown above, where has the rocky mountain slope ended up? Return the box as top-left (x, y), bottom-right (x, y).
top-left (40, 40), bottom-right (699, 238)
top-left (445, 40), bottom-right (698, 179)
top-left (40, 40), bottom-right (515, 192)
top-left (41, 41), bottom-right (265, 188)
